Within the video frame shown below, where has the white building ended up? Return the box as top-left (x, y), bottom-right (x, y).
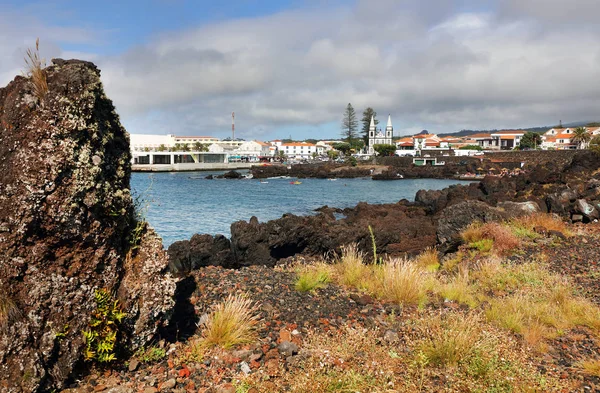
top-left (368, 115), bottom-right (394, 155)
top-left (281, 142), bottom-right (317, 159)
top-left (236, 140), bottom-right (272, 159)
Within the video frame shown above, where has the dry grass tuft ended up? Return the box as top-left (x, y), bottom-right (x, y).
top-left (380, 258), bottom-right (428, 306)
top-left (201, 294), bottom-right (259, 349)
top-left (336, 244), bottom-right (370, 289)
top-left (461, 222), bottom-right (520, 255)
top-left (24, 38), bottom-right (48, 102)
top-left (420, 313), bottom-right (493, 367)
top-left (578, 359), bottom-right (600, 377)
top-left (414, 248), bottom-right (440, 272)
top-left (0, 296), bottom-right (20, 329)
top-left (511, 213), bottom-right (569, 235)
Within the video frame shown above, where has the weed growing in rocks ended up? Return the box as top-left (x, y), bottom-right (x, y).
top-left (135, 346), bottom-right (166, 364)
top-left (0, 295), bottom-right (20, 329)
top-left (23, 38), bottom-right (48, 103)
top-left (294, 263), bottom-right (332, 292)
top-left (419, 313), bottom-right (493, 367)
top-left (201, 294), bottom-right (259, 349)
top-left (414, 248), bottom-right (440, 272)
top-left (83, 289), bottom-right (126, 363)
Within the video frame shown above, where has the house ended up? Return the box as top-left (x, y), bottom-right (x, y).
top-left (281, 142), bottom-right (317, 159)
top-left (490, 130), bottom-right (526, 150)
top-left (237, 140), bottom-right (272, 159)
top-left (542, 127), bottom-right (597, 150)
top-left (463, 133), bottom-right (493, 149)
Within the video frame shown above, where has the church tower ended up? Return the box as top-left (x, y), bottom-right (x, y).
top-left (386, 114), bottom-right (393, 142)
top-left (368, 116), bottom-right (376, 154)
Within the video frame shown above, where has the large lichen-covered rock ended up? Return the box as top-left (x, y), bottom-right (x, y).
top-left (0, 59), bottom-right (176, 392)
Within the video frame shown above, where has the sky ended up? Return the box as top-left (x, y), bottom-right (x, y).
top-left (1, 0), bottom-right (600, 140)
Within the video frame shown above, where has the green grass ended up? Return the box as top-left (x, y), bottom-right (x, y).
top-left (295, 266), bottom-right (332, 292)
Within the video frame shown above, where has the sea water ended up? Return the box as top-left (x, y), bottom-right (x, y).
top-left (131, 171), bottom-right (474, 247)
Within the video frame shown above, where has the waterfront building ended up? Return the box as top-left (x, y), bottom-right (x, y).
top-left (368, 115), bottom-right (394, 155)
top-left (542, 127), bottom-right (599, 150)
top-left (281, 142), bottom-right (317, 159)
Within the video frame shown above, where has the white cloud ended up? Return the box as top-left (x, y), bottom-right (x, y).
top-left (2, 1), bottom-right (600, 139)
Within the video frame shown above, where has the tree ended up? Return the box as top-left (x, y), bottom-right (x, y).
top-left (327, 150), bottom-right (340, 160)
top-left (157, 144), bottom-right (166, 152)
top-left (373, 144), bottom-right (397, 157)
top-left (193, 142), bottom-right (208, 152)
top-left (181, 143), bottom-right (190, 152)
top-left (361, 107), bottom-right (379, 145)
top-left (572, 127), bottom-right (591, 149)
top-left (341, 103), bottom-right (358, 144)
top-left (332, 142), bottom-right (352, 156)
top-left (519, 132), bottom-right (542, 150)
top-left (349, 139), bottom-right (365, 153)
top-left (590, 135), bottom-right (600, 154)
top-left (174, 143), bottom-right (182, 151)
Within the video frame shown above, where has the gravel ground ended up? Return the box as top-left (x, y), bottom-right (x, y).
top-left (64, 223), bottom-right (600, 393)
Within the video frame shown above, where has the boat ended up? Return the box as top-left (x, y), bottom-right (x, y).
top-left (244, 174), bottom-right (254, 179)
top-left (327, 178), bottom-right (337, 181)
top-left (290, 180), bottom-right (302, 185)
top-left (259, 181), bottom-right (269, 184)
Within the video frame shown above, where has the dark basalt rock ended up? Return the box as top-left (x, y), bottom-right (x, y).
top-left (0, 59), bottom-right (176, 392)
top-left (218, 170), bottom-right (243, 179)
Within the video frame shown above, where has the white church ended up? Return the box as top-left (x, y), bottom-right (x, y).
top-left (368, 114), bottom-right (394, 155)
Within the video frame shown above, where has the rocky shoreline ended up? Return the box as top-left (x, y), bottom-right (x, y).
top-left (168, 149), bottom-right (600, 272)
top-left (2, 59), bottom-right (600, 392)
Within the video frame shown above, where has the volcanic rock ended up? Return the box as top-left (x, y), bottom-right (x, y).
top-left (0, 59), bottom-right (175, 392)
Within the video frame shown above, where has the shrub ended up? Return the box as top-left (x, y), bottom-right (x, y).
top-left (201, 294), bottom-right (259, 349)
top-left (23, 38), bottom-right (48, 103)
top-left (83, 289), bottom-right (126, 363)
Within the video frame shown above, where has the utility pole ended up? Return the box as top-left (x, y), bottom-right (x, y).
top-left (232, 112), bottom-right (235, 141)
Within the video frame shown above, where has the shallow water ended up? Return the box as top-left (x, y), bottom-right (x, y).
top-left (131, 171), bottom-right (474, 247)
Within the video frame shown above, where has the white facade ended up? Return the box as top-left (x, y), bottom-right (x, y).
top-left (368, 115), bottom-right (394, 155)
top-left (281, 143), bottom-right (317, 159)
top-left (237, 140), bottom-right (271, 157)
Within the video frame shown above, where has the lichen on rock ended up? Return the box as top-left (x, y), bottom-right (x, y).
top-left (0, 59), bottom-right (176, 392)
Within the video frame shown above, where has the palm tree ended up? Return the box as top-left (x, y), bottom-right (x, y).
top-left (571, 127), bottom-right (591, 149)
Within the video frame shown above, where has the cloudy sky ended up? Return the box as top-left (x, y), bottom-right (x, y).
top-left (1, 0), bottom-right (599, 140)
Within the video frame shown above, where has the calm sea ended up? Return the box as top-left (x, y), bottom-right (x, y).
top-left (131, 171), bottom-right (473, 247)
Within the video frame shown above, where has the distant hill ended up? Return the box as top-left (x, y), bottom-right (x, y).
top-left (438, 121), bottom-right (600, 138)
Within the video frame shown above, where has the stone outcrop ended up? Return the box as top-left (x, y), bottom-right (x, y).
top-left (168, 202), bottom-right (438, 271)
top-left (0, 59), bottom-right (176, 392)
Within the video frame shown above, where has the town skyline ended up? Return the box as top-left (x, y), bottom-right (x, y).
top-left (1, 0), bottom-right (599, 140)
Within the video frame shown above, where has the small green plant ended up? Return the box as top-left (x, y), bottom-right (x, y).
top-left (368, 225), bottom-right (381, 264)
top-left (295, 265), bottom-right (331, 292)
top-left (469, 239), bottom-right (494, 253)
top-left (83, 289), bottom-right (126, 363)
top-left (136, 346), bottom-right (166, 363)
top-left (54, 324), bottom-right (69, 340)
top-left (129, 220), bottom-right (145, 251)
